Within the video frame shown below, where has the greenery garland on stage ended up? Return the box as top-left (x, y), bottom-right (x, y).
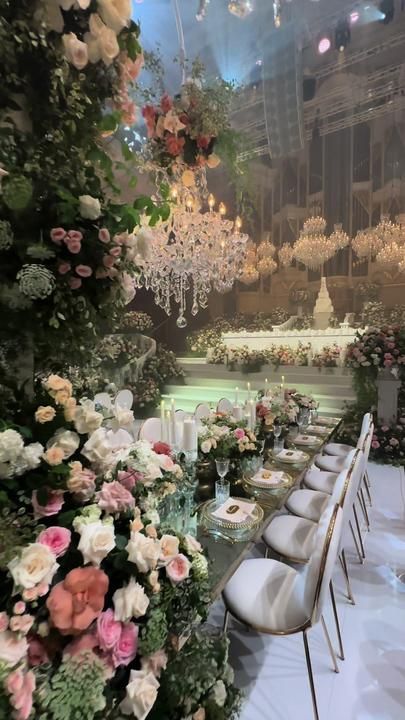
top-left (0, 3), bottom-right (242, 719)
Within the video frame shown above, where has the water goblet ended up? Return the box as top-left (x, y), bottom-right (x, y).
top-left (288, 424), bottom-right (298, 450)
top-left (215, 457), bottom-right (230, 505)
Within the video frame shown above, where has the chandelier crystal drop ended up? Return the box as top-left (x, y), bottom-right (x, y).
top-left (139, 188), bottom-right (249, 326)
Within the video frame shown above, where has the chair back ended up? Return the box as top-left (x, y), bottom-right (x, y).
top-left (339, 449), bottom-right (365, 549)
top-left (303, 504), bottom-right (343, 625)
top-left (195, 403), bottom-right (211, 422)
top-left (363, 425), bottom-right (374, 464)
top-left (217, 398), bottom-right (233, 414)
top-left (360, 412), bottom-right (372, 436)
top-left (139, 417), bottom-right (161, 443)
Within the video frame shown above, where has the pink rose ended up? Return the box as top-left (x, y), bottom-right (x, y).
top-left (234, 428), bottom-right (245, 440)
top-left (65, 238), bottom-right (81, 254)
top-left (98, 228), bottom-right (110, 243)
top-left (111, 622), bottom-right (138, 668)
top-left (32, 490), bottom-right (64, 519)
top-left (371, 440), bottom-right (380, 449)
top-left (50, 228), bottom-right (66, 245)
top-left (97, 481), bottom-right (135, 514)
top-left (9, 615), bottom-right (34, 635)
top-left (110, 246), bottom-right (122, 257)
top-left (152, 442), bottom-right (171, 456)
top-left (117, 469), bottom-right (141, 491)
top-left (58, 262), bottom-right (71, 275)
top-left (0, 612), bottom-right (9, 632)
top-left (67, 230), bottom-right (83, 242)
top-left (75, 264), bottom-right (93, 277)
top-left (68, 277), bottom-right (82, 289)
top-left (158, 454), bottom-right (175, 472)
top-left (165, 553), bottom-right (191, 585)
top-left (103, 254), bottom-right (116, 268)
top-left (22, 583), bottom-right (49, 602)
top-left (97, 609), bottom-right (122, 652)
top-left (6, 669), bottom-right (35, 720)
top-left (13, 602), bottom-right (26, 616)
top-left (37, 527), bottom-right (71, 557)
top-left (28, 636), bottom-right (49, 667)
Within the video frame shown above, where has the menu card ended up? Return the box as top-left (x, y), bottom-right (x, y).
top-left (212, 498), bottom-right (256, 524)
top-left (252, 469), bottom-right (285, 485)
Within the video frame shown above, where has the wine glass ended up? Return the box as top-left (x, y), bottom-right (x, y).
top-left (289, 424), bottom-right (298, 450)
top-left (273, 421), bottom-right (283, 453)
top-left (215, 457), bottom-right (230, 505)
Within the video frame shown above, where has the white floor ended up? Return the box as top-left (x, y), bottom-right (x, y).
top-left (209, 463), bottom-right (405, 720)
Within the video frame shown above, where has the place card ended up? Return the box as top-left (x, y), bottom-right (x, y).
top-left (212, 497), bottom-right (256, 524)
top-left (295, 434), bottom-right (319, 445)
top-left (252, 468), bottom-right (285, 486)
top-left (275, 449), bottom-right (307, 463)
top-left (307, 424), bottom-right (329, 435)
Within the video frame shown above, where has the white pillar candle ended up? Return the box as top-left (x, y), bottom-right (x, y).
top-left (176, 421), bottom-right (184, 450)
top-left (183, 417), bottom-right (197, 454)
top-left (244, 412), bottom-right (252, 430)
top-left (235, 387), bottom-right (239, 405)
top-left (160, 400), bottom-right (166, 442)
top-left (233, 405), bottom-right (243, 421)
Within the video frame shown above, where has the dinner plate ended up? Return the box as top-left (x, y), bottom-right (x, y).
top-left (244, 468), bottom-right (292, 490)
top-left (201, 497), bottom-right (264, 531)
top-left (316, 416), bottom-right (341, 426)
top-left (273, 449), bottom-right (310, 465)
top-left (294, 434), bottom-right (322, 447)
top-left (307, 424), bottom-right (330, 435)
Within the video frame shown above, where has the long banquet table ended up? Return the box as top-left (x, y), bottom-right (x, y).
top-left (197, 418), bottom-right (341, 598)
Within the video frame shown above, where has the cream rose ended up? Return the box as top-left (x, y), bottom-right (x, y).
top-left (35, 406), bottom-right (56, 424)
top-left (183, 534), bottom-right (202, 556)
top-left (44, 374), bottom-right (72, 396)
top-left (8, 544), bottom-right (58, 590)
top-left (64, 397), bottom-right (77, 422)
top-left (126, 532), bottom-right (160, 574)
top-left (159, 535), bottom-right (179, 565)
top-left (98, 0), bottom-right (131, 34)
top-left (85, 14), bottom-right (120, 66)
top-left (74, 400), bottom-right (103, 434)
top-left (62, 33), bottom-right (88, 70)
top-left (113, 405), bottom-right (134, 428)
top-left (47, 429), bottom-right (80, 459)
top-left (79, 194), bottom-right (101, 220)
top-left (113, 579), bottom-right (149, 622)
top-left (0, 631), bottom-right (28, 667)
top-left (200, 439), bottom-right (212, 454)
top-left (77, 521), bottom-right (115, 566)
top-left (120, 669), bottom-right (159, 719)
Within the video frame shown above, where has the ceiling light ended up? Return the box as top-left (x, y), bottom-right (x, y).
top-left (228, 0), bottom-right (254, 18)
top-left (318, 36), bottom-right (331, 54)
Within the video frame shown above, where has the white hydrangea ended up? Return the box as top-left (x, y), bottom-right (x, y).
top-left (0, 429), bottom-right (25, 464)
top-left (0, 430), bottom-right (43, 479)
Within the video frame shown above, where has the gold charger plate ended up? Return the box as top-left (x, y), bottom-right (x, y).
top-left (270, 449), bottom-right (310, 465)
top-left (244, 469), bottom-right (292, 490)
top-left (201, 497), bottom-right (264, 531)
top-left (294, 434), bottom-right (323, 448)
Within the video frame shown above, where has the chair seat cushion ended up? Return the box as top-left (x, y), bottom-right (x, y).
top-left (324, 442), bottom-right (355, 457)
top-left (313, 454), bottom-right (349, 473)
top-left (223, 558), bottom-right (309, 633)
top-left (263, 515), bottom-right (316, 563)
top-left (285, 488), bottom-right (330, 522)
top-left (303, 469), bottom-right (338, 495)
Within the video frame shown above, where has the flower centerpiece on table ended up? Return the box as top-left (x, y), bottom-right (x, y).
top-left (286, 389), bottom-right (318, 412)
top-left (198, 413), bottom-right (261, 460)
top-left (0, 373), bottom-right (244, 719)
top-left (256, 388), bottom-right (298, 433)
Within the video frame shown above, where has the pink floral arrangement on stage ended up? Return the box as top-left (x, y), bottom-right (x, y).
top-left (346, 326), bottom-right (405, 373)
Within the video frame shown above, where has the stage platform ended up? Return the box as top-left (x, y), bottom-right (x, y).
top-left (161, 359), bottom-right (355, 416)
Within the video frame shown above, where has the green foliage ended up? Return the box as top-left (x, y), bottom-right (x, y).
top-left (41, 652), bottom-right (107, 720)
top-left (138, 606), bottom-right (168, 656)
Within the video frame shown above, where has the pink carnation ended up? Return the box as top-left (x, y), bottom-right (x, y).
top-left (98, 228), bottom-right (110, 243)
top-left (234, 428), bottom-right (245, 440)
top-left (371, 440), bottom-right (380, 449)
top-left (65, 238), bottom-right (81, 254)
top-left (75, 264), bottom-right (93, 277)
top-left (152, 442), bottom-right (171, 456)
top-left (67, 230), bottom-right (83, 242)
top-left (166, 553), bottom-right (191, 585)
top-left (37, 526), bottom-right (71, 557)
top-left (109, 246), bottom-right (122, 257)
top-left (97, 481), bottom-right (135, 514)
top-left (31, 490), bottom-right (64, 519)
top-left (58, 262), bottom-right (71, 275)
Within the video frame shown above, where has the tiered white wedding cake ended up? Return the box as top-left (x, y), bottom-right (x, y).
top-left (313, 277), bottom-right (334, 330)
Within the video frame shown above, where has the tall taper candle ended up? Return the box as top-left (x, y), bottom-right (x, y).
top-left (166, 410), bottom-right (172, 445)
top-left (265, 378), bottom-right (268, 394)
top-left (235, 387), bottom-right (239, 405)
top-left (281, 375), bottom-right (285, 389)
top-left (160, 400), bottom-right (166, 442)
top-left (249, 399), bottom-right (256, 429)
top-left (247, 382), bottom-right (251, 401)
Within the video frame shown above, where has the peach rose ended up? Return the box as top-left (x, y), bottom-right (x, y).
top-left (42, 447), bottom-right (64, 466)
top-left (165, 554), bottom-right (191, 585)
top-left (64, 397), bottom-right (77, 422)
top-left (159, 535), bottom-right (179, 565)
top-left (47, 567), bottom-right (109, 634)
top-left (0, 631), bottom-right (28, 666)
top-left (43, 374), bottom-right (72, 396)
top-left (35, 406), bottom-right (56, 424)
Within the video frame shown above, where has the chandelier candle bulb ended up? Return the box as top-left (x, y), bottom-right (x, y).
top-left (183, 417), bottom-right (197, 454)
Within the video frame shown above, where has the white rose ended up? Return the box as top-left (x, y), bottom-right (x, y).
top-left (74, 400), bottom-right (104, 434)
top-left (85, 14), bottom-right (120, 66)
top-left (62, 33), bottom-right (88, 70)
top-left (81, 428), bottom-right (113, 469)
top-left (120, 272), bottom-right (136, 305)
top-left (120, 669), bottom-right (159, 719)
top-left (114, 405), bottom-right (134, 428)
top-left (98, 0), bottom-right (131, 34)
top-left (144, 463), bottom-right (162, 486)
top-left (211, 680), bottom-right (227, 708)
top-left (183, 534), bottom-right (202, 556)
top-left (126, 532), bottom-right (161, 574)
top-left (113, 578), bottom-right (150, 621)
top-left (21, 442), bottom-right (43, 470)
top-left (77, 521), bottom-right (115, 565)
top-left (79, 194), bottom-right (101, 220)
top-left (8, 544), bottom-right (58, 590)
top-left (47, 429), bottom-right (80, 459)
top-left (200, 439), bottom-right (212, 454)
top-left (0, 631), bottom-right (28, 666)
top-left (159, 534), bottom-right (179, 565)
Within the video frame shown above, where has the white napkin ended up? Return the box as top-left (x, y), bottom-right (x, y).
top-left (317, 416), bottom-right (336, 426)
top-left (212, 498), bottom-right (256, 524)
top-left (252, 469), bottom-right (285, 486)
top-left (307, 424), bottom-right (329, 435)
top-left (275, 449), bottom-right (306, 462)
top-left (295, 434), bottom-right (318, 445)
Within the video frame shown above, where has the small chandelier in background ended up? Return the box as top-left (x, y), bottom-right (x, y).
top-left (293, 215), bottom-right (336, 271)
top-left (239, 242), bottom-right (259, 285)
top-left (374, 213), bottom-right (405, 273)
top-left (257, 232), bottom-right (277, 276)
top-left (278, 244), bottom-right (294, 267)
top-left (329, 223), bottom-right (350, 251)
top-left (352, 228), bottom-right (382, 260)
top-left (228, 0), bottom-right (254, 18)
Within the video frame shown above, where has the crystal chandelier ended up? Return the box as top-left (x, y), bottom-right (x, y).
top-left (139, 188), bottom-right (249, 326)
top-left (239, 242), bottom-right (259, 285)
top-left (293, 215), bottom-right (336, 271)
top-left (330, 223), bottom-right (350, 251)
top-left (375, 242), bottom-right (404, 271)
top-left (228, 0), bottom-right (254, 18)
top-left (374, 214), bottom-right (405, 272)
top-left (352, 228), bottom-right (382, 259)
top-left (278, 244), bottom-right (294, 267)
top-left (256, 232), bottom-right (277, 277)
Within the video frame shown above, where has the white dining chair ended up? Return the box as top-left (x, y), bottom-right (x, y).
top-left (194, 403), bottom-right (211, 422)
top-left (138, 417), bottom-right (161, 443)
top-left (216, 397), bottom-right (233, 414)
top-left (323, 412), bottom-right (372, 457)
top-left (222, 504), bottom-right (343, 720)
